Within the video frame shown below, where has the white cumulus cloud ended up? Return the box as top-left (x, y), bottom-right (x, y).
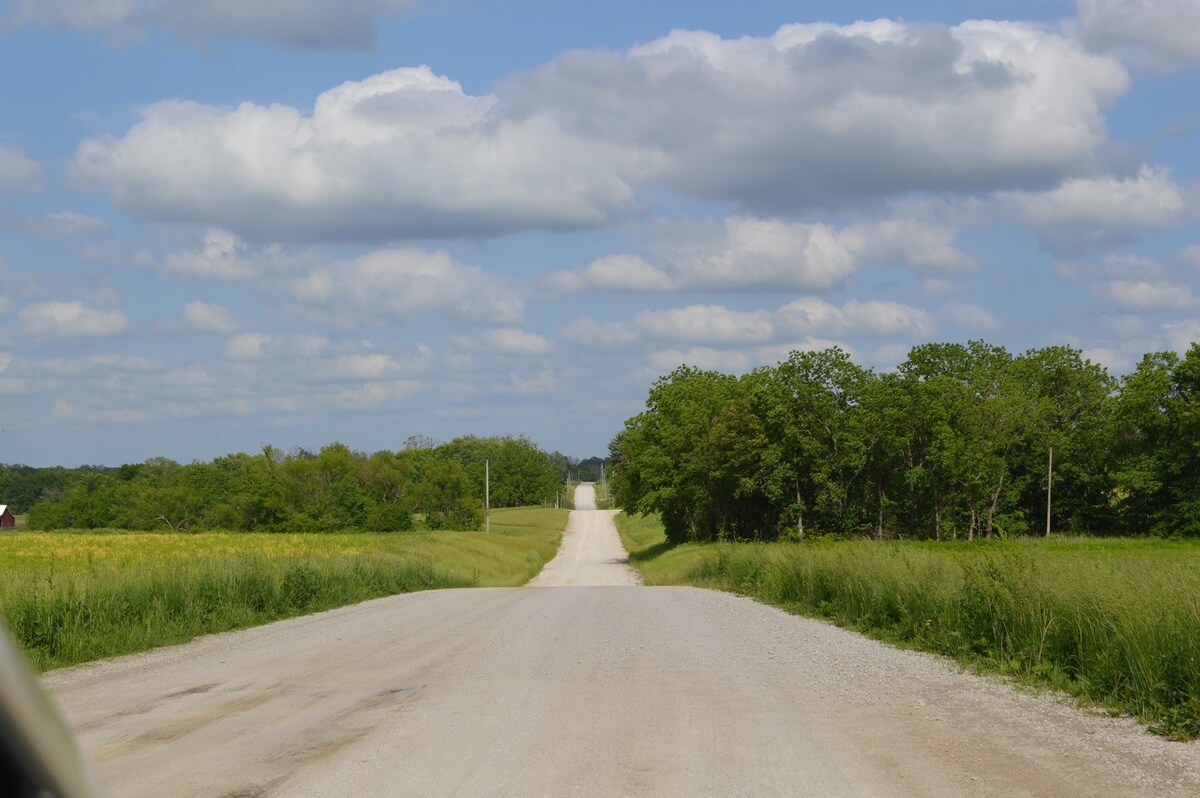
top-left (634, 305), bottom-right (776, 344)
top-left (19, 301), bottom-right (128, 339)
top-left (1075, 0), bottom-right (1200, 69)
top-left (516, 20), bottom-right (1129, 211)
top-left (162, 229), bottom-right (262, 280)
top-left (289, 247), bottom-right (523, 325)
top-left (224, 332), bottom-right (271, 359)
top-left (1163, 320), bottom-right (1200, 353)
top-left (0, 144), bottom-right (40, 197)
top-left (335, 379), bottom-right (420, 407)
top-left (1100, 280), bottom-right (1193, 311)
top-left (666, 217), bottom-right (854, 291)
top-left (549, 216), bottom-right (858, 294)
top-left (327, 354), bottom-right (411, 379)
top-left (841, 220), bottom-right (977, 276)
top-left (73, 67), bottom-right (640, 242)
top-left (544, 255), bottom-right (673, 293)
top-left (1012, 166), bottom-right (1184, 230)
top-left (778, 298), bottom-right (933, 337)
top-left (183, 300), bottom-right (238, 334)
top-left (481, 328), bottom-right (552, 356)
top-left (941, 299), bottom-right (1000, 332)
top-left (72, 21), bottom-right (1131, 242)
top-left (1180, 245), bottom-right (1200, 270)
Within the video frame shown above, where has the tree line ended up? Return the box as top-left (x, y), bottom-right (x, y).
top-left (610, 341), bottom-right (1200, 544)
top-left (3, 435), bottom-right (579, 533)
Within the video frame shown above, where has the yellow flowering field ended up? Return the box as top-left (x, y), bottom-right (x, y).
top-left (0, 507), bottom-right (566, 671)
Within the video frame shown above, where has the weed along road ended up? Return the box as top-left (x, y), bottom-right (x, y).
top-left (41, 485), bottom-right (1200, 797)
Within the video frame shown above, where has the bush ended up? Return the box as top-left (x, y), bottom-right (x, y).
top-left (366, 503), bottom-right (414, 532)
top-left (425, 500), bottom-right (482, 531)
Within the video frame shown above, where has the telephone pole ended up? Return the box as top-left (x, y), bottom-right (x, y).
top-left (485, 458), bottom-right (490, 534)
top-left (1045, 445), bottom-right (1053, 538)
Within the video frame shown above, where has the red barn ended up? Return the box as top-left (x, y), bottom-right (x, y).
top-left (0, 505), bottom-right (14, 530)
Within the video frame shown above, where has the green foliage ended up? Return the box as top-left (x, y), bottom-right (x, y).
top-left (610, 340), bottom-right (1200, 541)
top-left (616, 513), bottom-right (1200, 739)
top-left (13, 434), bottom-right (575, 534)
top-left (437, 435), bottom-right (562, 507)
top-left (365, 503), bottom-right (413, 532)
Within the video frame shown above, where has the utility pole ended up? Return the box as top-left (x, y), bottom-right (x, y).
top-left (485, 458), bottom-right (490, 534)
top-left (1045, 445), bottom-right (1053, 538)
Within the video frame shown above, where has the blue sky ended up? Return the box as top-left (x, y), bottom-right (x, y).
top-left (0, 0), bottom-right (1197, 466)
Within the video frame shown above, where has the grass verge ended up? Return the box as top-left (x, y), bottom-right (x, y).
top-left (1, 507), bottom-right (567, 671)
top-left (615, 512), bottom-right (1200, 739)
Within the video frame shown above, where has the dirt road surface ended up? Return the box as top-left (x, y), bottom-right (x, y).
top-left (43, 488), bottom-right (1200, 796)
top-left (528, 486), bottom-right (639, 588)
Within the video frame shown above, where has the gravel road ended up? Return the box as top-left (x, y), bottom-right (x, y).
top-left (42, 488), bottom-right (1200, 796)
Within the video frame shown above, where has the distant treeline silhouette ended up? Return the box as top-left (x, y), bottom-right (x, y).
top-left (2, 435), bottom-right (600, 532)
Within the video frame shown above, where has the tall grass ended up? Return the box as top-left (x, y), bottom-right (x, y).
top-left (0, 507), bottom-right (567, 671)
top-left (616, 513), bottom-right (1200, 739)
top-left (592, 480), bottom-right (613, 509)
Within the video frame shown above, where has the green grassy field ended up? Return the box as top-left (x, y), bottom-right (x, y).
top-left (616, 512), bottom-right (1200, 739)
top-left (0, 507), bottom-right (567, 671)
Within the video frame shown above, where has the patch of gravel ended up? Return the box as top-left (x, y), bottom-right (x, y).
top-left (692, 586), bottom-right (1200, 796)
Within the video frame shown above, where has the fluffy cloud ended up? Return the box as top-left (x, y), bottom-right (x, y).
top-left (74, 68), bottom-right (640, 242)
top-left (20, 211), bottom-right (109, 239)
top-left (321, 352), bottom-right (427, 380)
top-left (634, 306), bottom-right (775, 344)
top-left (664, 217), bottom-right (854, 291)
top-left (19, 301), bottom-right (128, 339)
top-left (941, 299), bottom-right (1000, 332)
top-left (515, 20), bottom-right (1128, 210)
top-left (1099, 280), bottom-right (1193, 310)
top-left (571, 297), bottom-right (931, 351)
top-left (1007, 166), bottom-right (1185, 254)
top-left (162, 229), bottom-right (262, 280)
top-left (183, 300), bottom-right (238, 334)
top-left (1098, 253), bottom-right (1164, 278)
top-left (6, 0), bottom-right (417, 50)
top-left (1163, 320), bottom-right (1200, 352)
top-left (778, 298), bottom-right (933, 337)
top-left (544, 255), bottom-right (673, 293)
top-left (74, 21), bottom-right (1130, 242)
top-left (1075, 0), bottom-right (1200, 69)
top-left (840, 220), bottom-right (977, 276)
top-left (288, 247), bottom-right (523, 324)
top-left (480, 328), bottom-right (552, 356)
top-left (548, 217), bottom-right (856, 293)
top-left (0, 145), bottom-right (40, 197)
top-left (335, 379), bottom-right (420, 406)
top-left (224, 332), bottom-right (270, 359)
top-left (1011, 166), bottom-right (1184, 229)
